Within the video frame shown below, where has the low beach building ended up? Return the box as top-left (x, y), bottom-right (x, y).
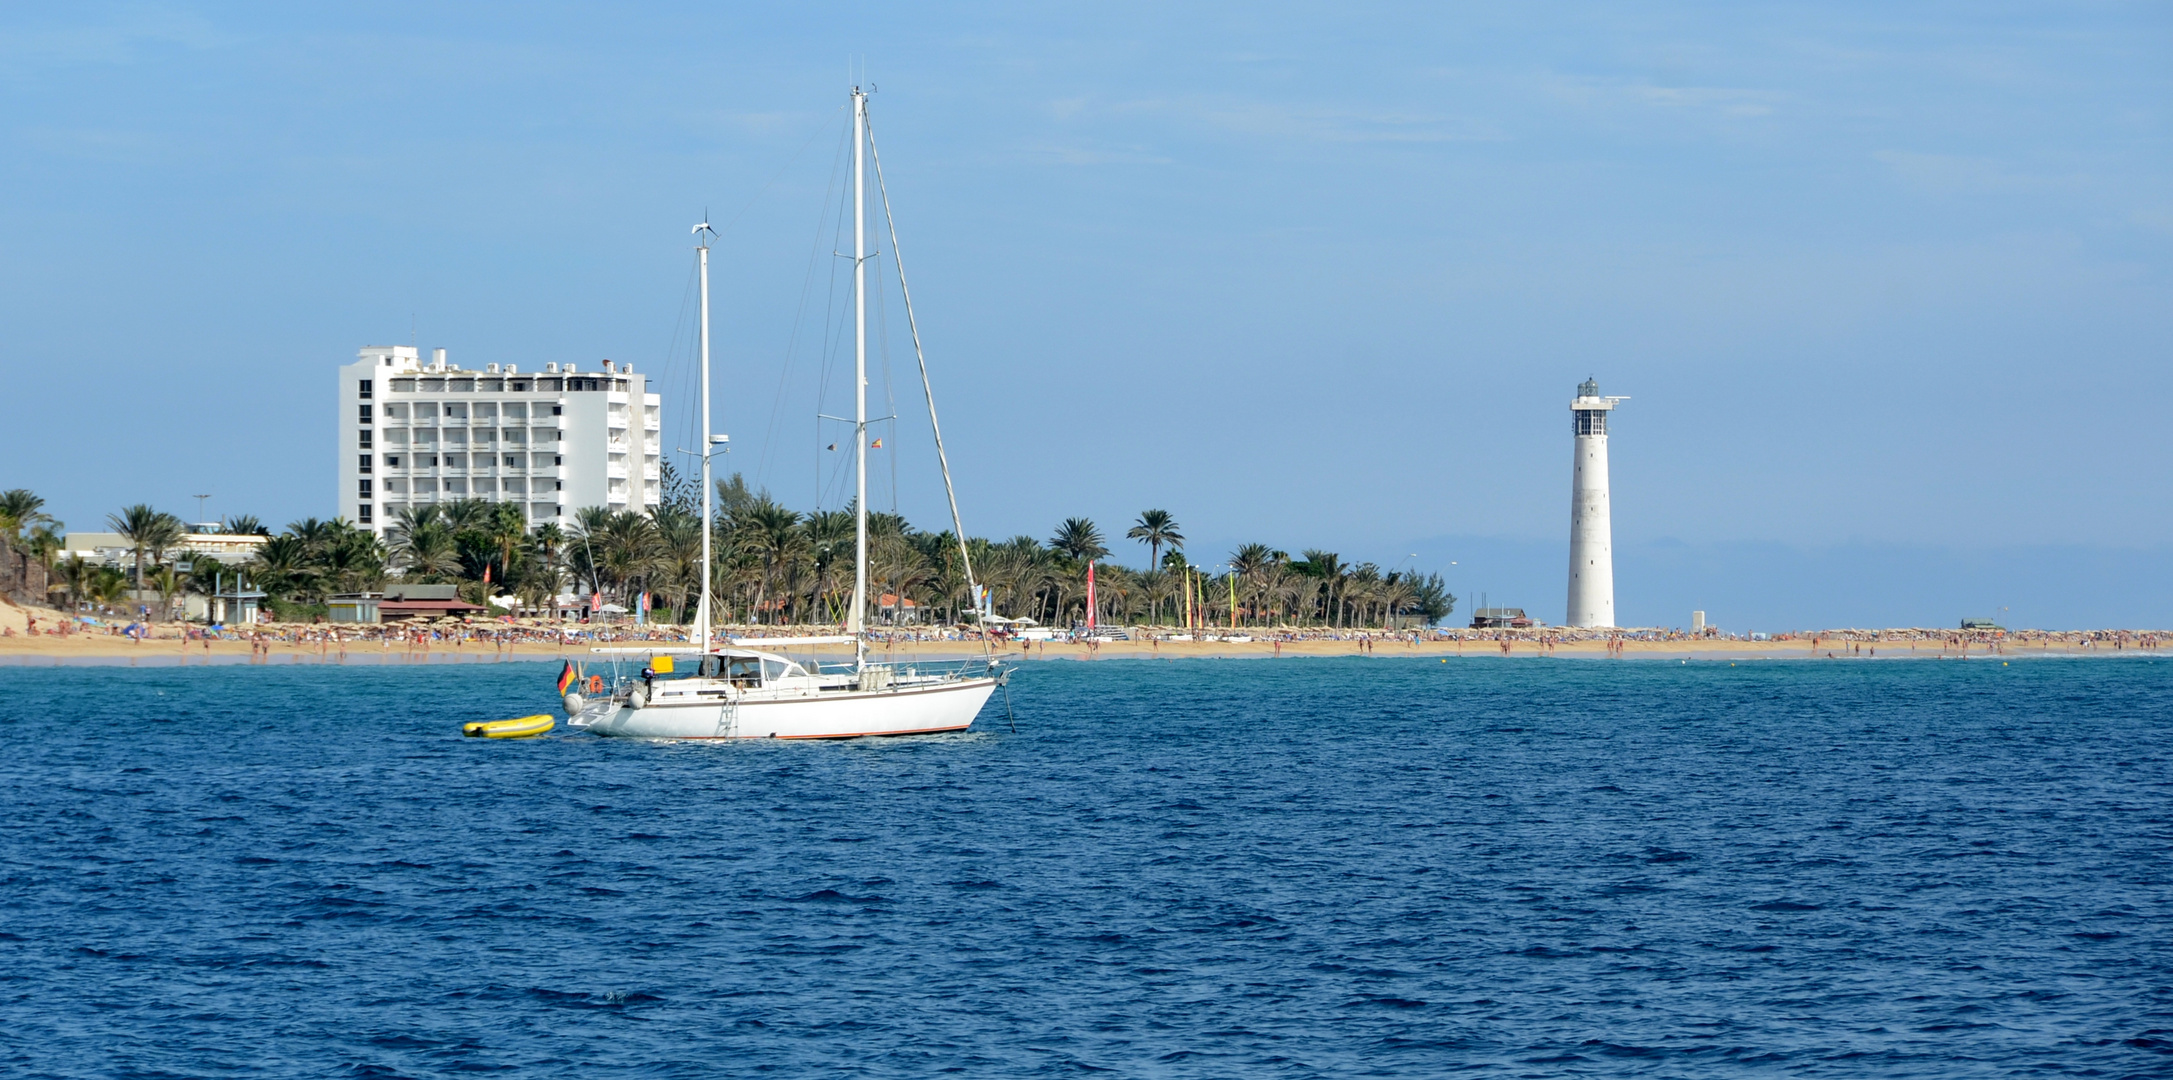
top-left (329, 584), bottom-right (489, 624)
top-left (338, 346), bottom-right (662, 534)
top-left (1471, 607), bottom-right (1533, 629)
top-left (60, 523), bottom-right (268, 569)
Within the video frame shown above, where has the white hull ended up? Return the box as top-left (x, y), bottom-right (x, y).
top-left (570, 675), bottom-right (998, 740)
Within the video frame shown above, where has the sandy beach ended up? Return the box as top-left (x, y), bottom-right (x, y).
top-left (2, 599), bottom-right (2159, 666)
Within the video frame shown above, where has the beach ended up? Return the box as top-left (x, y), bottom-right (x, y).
top-left (2, 600), bottom-right (2159, 665)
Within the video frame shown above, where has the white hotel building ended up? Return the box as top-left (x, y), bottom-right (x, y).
top-left (337, 346), bottom-right (661, 533)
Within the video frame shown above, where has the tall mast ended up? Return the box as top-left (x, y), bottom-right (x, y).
top-left (694, 220), bottom-right (716, 648)
top-left (851, 86), bottom-right (869, 656)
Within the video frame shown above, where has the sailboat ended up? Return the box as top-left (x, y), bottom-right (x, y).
top-left (566, 86), bottom-right (1005, 740)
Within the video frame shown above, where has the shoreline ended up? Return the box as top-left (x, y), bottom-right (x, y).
top-left (4, 598), bottom-right (2160, 667)
top-left (0, 632), bottom-right (2159, 667)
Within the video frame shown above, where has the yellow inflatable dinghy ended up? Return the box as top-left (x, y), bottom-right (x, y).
top-left (463, 714), bottom-right (556, 739)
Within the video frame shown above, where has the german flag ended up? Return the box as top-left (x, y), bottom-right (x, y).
top-left (556, 660), bottom-right (577, 695)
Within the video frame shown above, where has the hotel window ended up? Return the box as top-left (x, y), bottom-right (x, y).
top-left (359, 403), bottom-right (372, 423)
top-left (504, 455), bottom-right (518, 466)
top-left (551, 405), bottom-right (562, 415)
top-left (358, 379), bottom-right (373, 399)
top-left (359, 429), bottom-right (373, 448)
top-left (358, 503), bottom-right (372, 523)
top-left (386, 455), bottom-right (401, 467)
top-left (358, 478), bottom-right (372, 497)
top-left (554, 455), bottom-right (562, 466)
top-left (359, 454), bottom-right (373, 474)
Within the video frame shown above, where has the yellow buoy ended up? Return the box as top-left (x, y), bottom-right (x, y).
top-left (463, 714), bottom-right (556, 739)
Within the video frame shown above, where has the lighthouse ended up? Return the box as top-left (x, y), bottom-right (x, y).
top-left (1567, 377), bottom-right (1627, 628)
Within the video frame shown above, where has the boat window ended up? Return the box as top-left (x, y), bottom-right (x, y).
top-left (698, 656), bottom-right (722, 678)
top-left (726, 657), bottom-right (762, 687)
top-left (761, 659), bottom-right (792, 682)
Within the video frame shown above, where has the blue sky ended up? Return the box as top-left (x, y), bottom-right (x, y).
top-left (2, 3), bottom-right (2167, 628)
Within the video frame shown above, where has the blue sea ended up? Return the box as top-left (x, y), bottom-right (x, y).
top-left (3, 656), bottom-right (2168, 1077)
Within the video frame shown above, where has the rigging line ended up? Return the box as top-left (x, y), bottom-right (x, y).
top-left (666, 256), bottom-right (701, 483)
top-left (754, 110), bottom-right (853, 493)
top-left (812, 137), bottom-right (855, 509)
top-left (870, 236), bottom-right (898, 516)
top-left (865, 108), bottom-right (987, 639)
top-left (712, 104), bottom-right (848, 240)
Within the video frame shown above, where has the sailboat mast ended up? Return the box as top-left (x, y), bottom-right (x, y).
top-left (851, 86), bottom-right (869, 652)
top-left (695, 221), bottom-right (715, 648)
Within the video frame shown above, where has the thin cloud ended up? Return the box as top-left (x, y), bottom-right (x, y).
top-left (1544, 75), bottom-right (1780, 118)
top-left (1873, 150), bottom-right (2083, 194)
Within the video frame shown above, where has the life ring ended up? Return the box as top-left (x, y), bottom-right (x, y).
top-left (587, 674), bottom-right (604, 693)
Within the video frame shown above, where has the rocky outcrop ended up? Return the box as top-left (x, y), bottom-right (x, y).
top-left (0, 536), bottom-right (51, 608)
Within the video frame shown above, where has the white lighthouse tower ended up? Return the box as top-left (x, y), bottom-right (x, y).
top-left (1567, 377), bottom-right (1627, 628)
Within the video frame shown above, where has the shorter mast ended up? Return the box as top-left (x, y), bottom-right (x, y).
top-left (694, 220), bottom-right (717, 649)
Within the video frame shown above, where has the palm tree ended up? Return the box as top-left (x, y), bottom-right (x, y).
top-left (652, 502), bottom-right (703, 623)
top-left (735, 498), bottom-right (804, 624)
top-left (1345, 562), bottom-right (1383, 627)
top-left (870, 531), bottom-right (933, 624)
top-left (1050, 517), bottom-right (1108, 563)
top-left (89, 565), bottom-right (131, 609)
top-left (1294, 549), bottom-right (1346, 626)
top-left (596, 510), bottom-right (663, 615)
top-left (1228, 542), bottom-right (1278, 624)
top-left (439, 497), bottom-right (495, 536)
top-left (321, 526), bottom-right (389, 596)
top-left (802, 509), bottom-right (855, 622)
top-left (1377, 571), bottom-right (1420, 629)
top-left (1126, 510), bottom-right (1182, 572)
top-left (0, 489), bottom-right (52, 543)
top-left (56, 555), bottom-right (93, 613)
top-left (223, 514), bottom-right (268, 536)
top-left (568, 506), bottom-right (617, 601)
top-left (390, 519), bottom-right (461, 583)
top-left (108, 504), bottom-right (184, 589)
top-left (24, 523), bottom-right (64, 580)
top-left (482, 502), bottom-right (527, 588)
top-left (250, 534), bottom-right (315, 599)
top-left (148, 563), bottom-right (184, 621)
top-left (286, 517), bottom-right (336, 557)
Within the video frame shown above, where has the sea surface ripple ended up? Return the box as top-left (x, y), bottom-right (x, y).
top-left (2, 656), bottom-right (2169, 1077)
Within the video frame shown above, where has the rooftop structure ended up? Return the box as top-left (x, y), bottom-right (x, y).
top-left (60, 529), bottom-right (268, 568)
top-left (338, 346), bottom-right (661, 533)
